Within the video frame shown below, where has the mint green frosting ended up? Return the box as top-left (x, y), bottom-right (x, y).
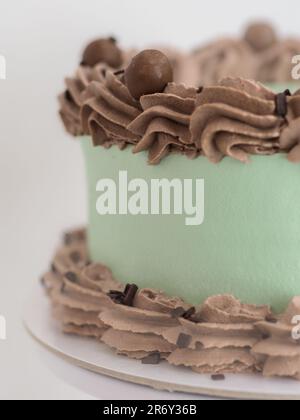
top-left (265, 82), bottom-right (300, 93)
top-left (82, 136), bottom-right (300, 313)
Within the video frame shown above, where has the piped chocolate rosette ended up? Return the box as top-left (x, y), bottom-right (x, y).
top-left (59, 38), bottom-right (133, 137)
top-left (41, 230), bottom-right (300, 379)
top-left (166, 295), bottom-right (269, 374)
top-left (128, 83), bottom-right (199, 164)
top-left (75, 48), bottom-right (300, 165)
top-left (42, 229), bottom-right (119, 338)
top-left (81, 70), bottom-right (142, 150)
top-left (252, 298), bottom-right (300, 380)
top-left (190, 78), bottom-right (283, 163)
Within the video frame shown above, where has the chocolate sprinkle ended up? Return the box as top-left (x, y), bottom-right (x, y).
top-left (142, 352), bottom-right (161, 365)
top-left (171, 307), bottom-right (187, 318)
top-left (123, 284), bottom-right (139, 306)
top-left (182, 307), bottom-right (196, 320)
top-left (176, 333), bottom-right (192, 349)
top-left (114, 69), bottom-right (125, 76)
top-left (265, 315), bottom-right (278, 324)
top-left (108, 284), bottom-right (138, 306)
top-left (65, 271), bottom-right (79, 284)
top-left (211, 374), bottom-right (225, 381)
top-left (107, 290), bottom-right (124, 304)
top-left (171, 306), bottom-right (197, 321)
top-left (108, 291), bottom-right (122, 302)
top-left (275, 89), bottom-right (291, 117)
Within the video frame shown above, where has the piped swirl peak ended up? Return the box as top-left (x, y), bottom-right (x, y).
top-left (190, 78), bottom-right (283, 163)
top-left (128, 82), bottom-right (198, 164)
top-left (81, 70), bottom-right (141, 148)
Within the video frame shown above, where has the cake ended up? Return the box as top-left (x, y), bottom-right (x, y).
top-left (42, 23), bottom-right (300, 380)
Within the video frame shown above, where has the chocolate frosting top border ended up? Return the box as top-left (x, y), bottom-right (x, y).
top-left (58, 24), bottom-right (300, 165)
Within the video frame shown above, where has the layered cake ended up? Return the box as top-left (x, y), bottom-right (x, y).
top-left (43, 23), bottom-right (300, 380)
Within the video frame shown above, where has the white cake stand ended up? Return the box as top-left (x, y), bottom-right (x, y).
top-left (23, 286), bottom-right (300, 400)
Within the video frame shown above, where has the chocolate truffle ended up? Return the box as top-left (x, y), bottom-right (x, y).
top-left (244, 22), bottom-right (277, 51)
top-left (82, 37), bottom-right (123, 68)
top-left (124, 50), bottom-right (173, 100)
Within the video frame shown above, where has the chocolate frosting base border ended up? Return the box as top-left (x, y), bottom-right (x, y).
top-left (41, 228), bottom-right (300, 381)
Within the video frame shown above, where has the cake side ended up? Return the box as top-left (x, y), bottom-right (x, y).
top-left (82, 137), bottom-right (300, 312)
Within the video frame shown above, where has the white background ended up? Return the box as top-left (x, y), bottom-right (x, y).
top-left (0, 0), bottom-right (300, 400)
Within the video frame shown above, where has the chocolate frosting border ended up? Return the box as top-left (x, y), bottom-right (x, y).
top-left (41, 229), bottom-right (300, 380)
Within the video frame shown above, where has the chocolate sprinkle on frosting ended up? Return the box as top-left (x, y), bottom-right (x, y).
top-left (123, 284), bottom-right (139, 306)
top-left (171, 307), bottom-right (187, 318)
top-left (176, 333), bottom-right (192, 349)
top-left (275, 89), bottom-right (291, 117)
top-left (265, 314), bottom-right (278, 324)
top-left (107, 290), bottom-right (124, 304)
top-left (108, 284), bottom-right (138, 306)
top-left (141, 352), bottom-right (161, 365)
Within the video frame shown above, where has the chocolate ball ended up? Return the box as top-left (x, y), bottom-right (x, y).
top-left (82, 37), bottom-right (123, 68)
top-left (124, 50), bottom-right (173, 99)
top-left (244, 23), bottom-right (277, 51)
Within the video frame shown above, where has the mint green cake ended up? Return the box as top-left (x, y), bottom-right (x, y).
top-left (45, 22), bottom-right (300, 381)
top-left (82, 136), bottom-right (300, 313)
top-left (56, 25), bottom-right (300, 313)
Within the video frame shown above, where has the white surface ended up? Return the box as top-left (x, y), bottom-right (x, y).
top-left (24, 286), bottom-right (300, 400)
top-left (1, 0), bottom-right (300, 400)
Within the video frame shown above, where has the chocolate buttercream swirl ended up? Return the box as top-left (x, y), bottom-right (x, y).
top-left (199, 295), bottom-right (271, 324)
top-left (190, 78), bottom-right (283, 163)
top-left (81, 71), bottom-right (141, 149)
top-left (59, 64), bottom-right (113, 136)
top-left (252, 297), bottom-right (300, 380)
top-left (192, 39), bottom-right (257, 87)
top-left (128, 83), bottom-right (198, 164)
top-left (134, 288), bottom-right (189, 314)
